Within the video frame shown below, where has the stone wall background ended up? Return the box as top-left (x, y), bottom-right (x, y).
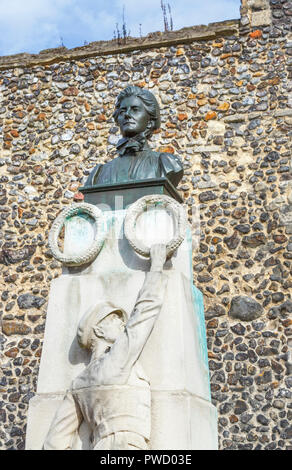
top-left (0, 0), bottom-right (291, 451)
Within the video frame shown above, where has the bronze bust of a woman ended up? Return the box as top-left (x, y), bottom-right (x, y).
top-left (84, 86), bottom-right (183, 188)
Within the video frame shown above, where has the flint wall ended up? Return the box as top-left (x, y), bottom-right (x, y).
top-left (0, 0), bottom-right (291, 450)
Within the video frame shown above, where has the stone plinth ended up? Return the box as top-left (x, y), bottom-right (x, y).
top-left (25, 205), bottom-right (217, 450)
top-left (80, 177), bottom-right (183, 211)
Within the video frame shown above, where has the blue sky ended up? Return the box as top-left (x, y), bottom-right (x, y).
top-left (0, 0), bottom-right (240, 56)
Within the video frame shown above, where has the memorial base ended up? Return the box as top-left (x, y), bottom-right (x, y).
top-left (26, 391), bottom-right (217, 450)
top-left (25, 204), bottom-right (218, 450)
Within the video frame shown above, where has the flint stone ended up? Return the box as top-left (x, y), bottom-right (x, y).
top-left (0, 245), bottom-right (36, 265)
top-left (64, 190), bottom-right (74, 199)
top-left (224, 114), bottom-right (245, 123)
top-left (108, 134), bottom-right (119, 145)
top-left (55, 82), bottom-right (68, 90)
top-left (51, 135), bottom-right (59, 145)
top-left (17, 294), bottom-right (46, 309)
top-left (230, 323), bottom-right (246, 335)
top-left (70, 144), bottom-right (81, 154)
top-left (279, 300), bottom-right (292, 313)
top-left (229, 295), bottom-right (263, 321)
top-left (235, 224), bottom-right (250, 234)
top-left (61, 131), bottom-right (74, 142)
top-left (2, 321), bottom-right (32, 336)
top-left (31, 152), bottom-right (48, 162)
top-left (274, 109), bottom-right (292, 118)
top-left (240, 15), bottom-right (250, 26)
top-left (234, 400), bottom-right (248, 415)
top-left (223, 232), bottom-right (240, 250)
top-left (272, 292), bottom-right (284, 303)
top-left (199, 191), bottom-right (217, 203)
top-left (242, 232), bottom-right (266, 247)
top-left (205, 304), bottom-right (225, 320)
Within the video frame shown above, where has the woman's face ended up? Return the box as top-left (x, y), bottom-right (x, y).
top-left (117, 95), bottom-right (152, 137)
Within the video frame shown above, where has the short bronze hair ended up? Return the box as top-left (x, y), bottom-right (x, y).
top-left (113, 86), bottom-right (161, 136)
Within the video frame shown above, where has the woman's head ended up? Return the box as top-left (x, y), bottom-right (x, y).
top-left (113, 86), bottom-right (161, 138)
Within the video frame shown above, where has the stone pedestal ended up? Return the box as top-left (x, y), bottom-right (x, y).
top-left (80, 177), bottom-right (183, 211)
top-left (25, 206), bottom-right (218, 450)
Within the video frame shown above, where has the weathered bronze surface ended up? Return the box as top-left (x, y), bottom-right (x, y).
top-left (84, 86), bottom-right (184, 188)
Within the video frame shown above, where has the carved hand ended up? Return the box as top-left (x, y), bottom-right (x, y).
top-left (150, 243), bottom-right (167, 271)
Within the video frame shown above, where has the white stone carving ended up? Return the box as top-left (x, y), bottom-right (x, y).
top-left (48, 202), bottom-right (105, 266)
top-left (43, 245), bottom-right (168, 450)
top-left (26, 206), bottom-right (218, 450)
top-left (124, 194), bottom-right (187, 258)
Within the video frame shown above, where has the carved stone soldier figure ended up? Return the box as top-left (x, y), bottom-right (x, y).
top-left (84, 86), bottom-right (183, 188)
top-left (43, 244), bottom-right (169, 450)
